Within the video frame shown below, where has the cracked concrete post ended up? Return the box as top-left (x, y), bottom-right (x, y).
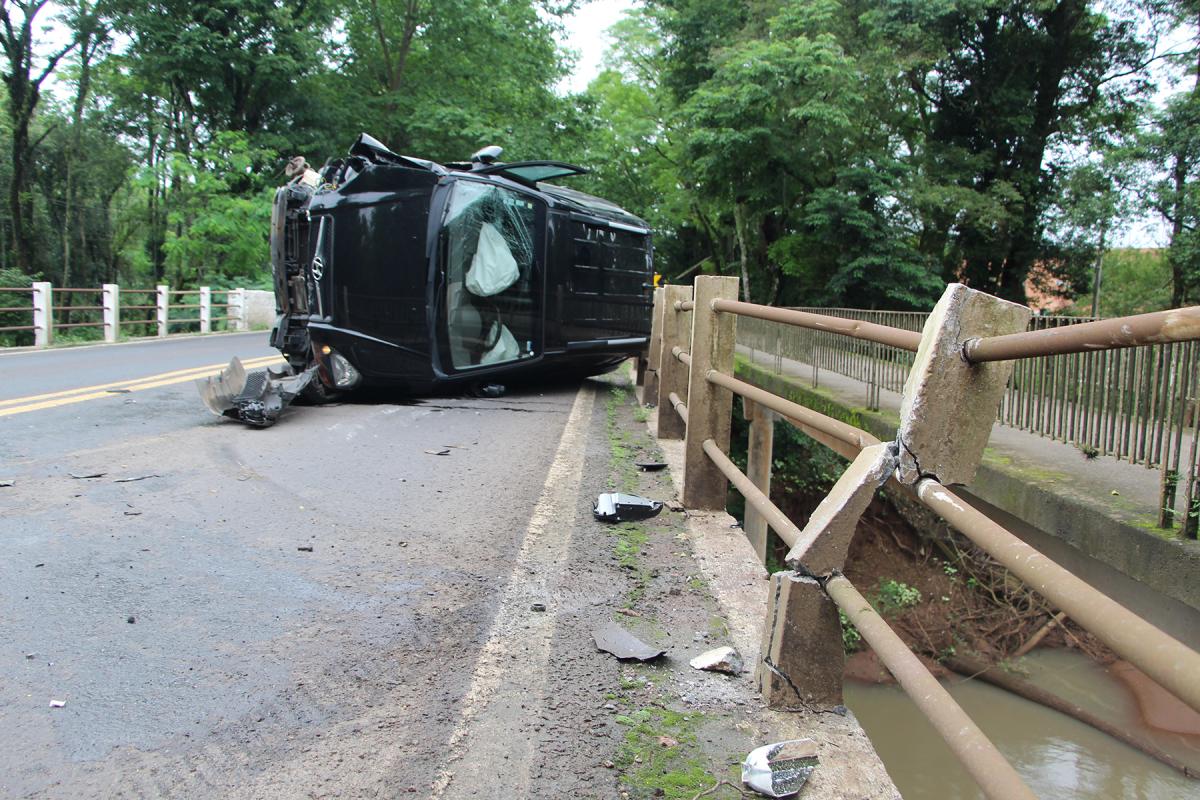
top-left (642, 287), bottom-right (664, 407)
top-left (655, 284), bottom-right (692, 440)
top-left (758, 571), bottom-right (844, 709)
top-left (682, 275), bottom-right (739, 510)
top-left (743, 397), bottom-right (775, 564)
top-left (896, 284), bottom-right (1031, 486)
top-left (785, 443), bottom-right (896, 575)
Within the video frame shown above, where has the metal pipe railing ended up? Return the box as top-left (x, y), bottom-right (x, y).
top-left (965, 306), bottom-right (1200, 362)
top-left (714, 298), bottom-right (923, 351)
top-left (824, 575), bottom-right (1038, 800)
top-left (669, 392), bottom-right (689, 424)
top-left (915, 478), bottom-right (1200, 713)
top-left (702, 439), bottom-right (801, 548)
top-left (705, 367), bottom-right (881, 452)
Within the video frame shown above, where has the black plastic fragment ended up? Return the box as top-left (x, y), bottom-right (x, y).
top-left (593, 492), bottom-right (663, 522)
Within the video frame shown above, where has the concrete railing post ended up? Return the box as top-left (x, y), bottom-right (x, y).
top-left (230, 288), bottom-right (247, 331)
top-left (32, 281), bottom-right (52, 347)
top-left (641, 287), bottom-right (664, 406)
top-left (655, 284), bottom-right (693, 440)
top-left (757, 572), bottom-right (845, 709)
top-left (156, 285), bottom-right (168, 337)
top-left (102, 283), bottom-right (119, 343)
top-left (743, 397), bottom-right (775, 564)
top-left (682, 275), bottom-right (739, 510)
top-left (200, 286), bottom-right (212, 334)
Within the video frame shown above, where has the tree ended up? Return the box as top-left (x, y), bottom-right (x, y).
top-left (0, 0), bottom-right (79, 272)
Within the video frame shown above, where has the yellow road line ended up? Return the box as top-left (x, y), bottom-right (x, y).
top-left (0, 356), bottom-right (285, 418)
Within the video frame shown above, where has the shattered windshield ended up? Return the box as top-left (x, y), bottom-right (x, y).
top-left (442, 181), bottom-right (539, 369)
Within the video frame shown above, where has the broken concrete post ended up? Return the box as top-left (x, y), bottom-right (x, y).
top-left (641, 287), bottom-right (664, 406)
top-left (200, 286), bottom-right (212, 334)
top-left (683, 275), bottom-right (739, 510)
top-left (757, 571), bottom-right (844, 709)
top-left (156, 284), bottom-right (169, 337)
top-left (32, 281), bottom-right (52, 347)
top-left (896, 284), bottom-right (1031, 485)
top-left (102, 283), bottom-right (119, 343)
top-left (655, 284), bottom-right (693, 440)
top-left (743, 397), bottom-right (775, 564)
top-left (785, 443), bottom-right (897, 575)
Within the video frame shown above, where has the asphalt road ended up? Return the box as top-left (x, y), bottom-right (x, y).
top-left (0, 334), bottom-right (635, 798)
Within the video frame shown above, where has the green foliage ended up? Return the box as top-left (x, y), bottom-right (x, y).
top-left (839, 609), bottom-right (862, 653)
top-left (874, 579), bottom-right (922, 614)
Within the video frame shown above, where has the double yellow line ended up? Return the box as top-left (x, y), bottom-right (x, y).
top-left (0, 355), bottom-right (285, 418)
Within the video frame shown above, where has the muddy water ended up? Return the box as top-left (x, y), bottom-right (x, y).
top-left (846, 648), bottom-right (1200, 799)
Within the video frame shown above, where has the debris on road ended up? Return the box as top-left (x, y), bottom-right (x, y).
top-left (593, 492), bottom-right (663, 523)
top-left (741, 739), bottom-right (819, 798)
top-left (197, 357), bottom-right (318, 428)
top-left (113, 474), bottom-right (159, 483)
top-left (530, 603), bottom-right (547, 612)
top-left (471, 383), bottom-right (507, 398)
top-left (297, 545), bottom-right (314, 552)
top-left (635, 461), bottom-right (667, 472)
top-left (424, 448), bottom-right (451, 456)
top-left (656, 735), bottom-right (678, 748)
top-left (49, 699), bottom-right (66, 708)
top-left (105, 388), bottom-right (132, 394)
top-left (592, 622), bottom-right (664, 661)
top-left (615, 608), bottom-right (642, 618)
top-left (126, 616), bottom-right (136, 624)
top-left (689, 646), bottom-right (744, 675)
top-left (123, 511), bottom-right (142, 516)
top-left (0, 478), bottom-right (13, 487)
top-left (665, 500), bottom-right (684, 512)
top-left (69, 471), bottom-right (106, 480)
top-left (25, 652), bottom-right (35, 659)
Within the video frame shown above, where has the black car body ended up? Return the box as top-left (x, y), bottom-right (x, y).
top-left (269, 134), bottom-right (654, 395)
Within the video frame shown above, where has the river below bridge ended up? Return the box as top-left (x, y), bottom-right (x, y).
top-left (846, 647), bottom-right (1200, 798)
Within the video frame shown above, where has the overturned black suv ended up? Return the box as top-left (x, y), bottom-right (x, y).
top-left (270, 134), bottom-right (654, 402)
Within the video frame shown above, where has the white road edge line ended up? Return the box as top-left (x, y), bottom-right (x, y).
top-left (429, 384), bottom-right (596, 798)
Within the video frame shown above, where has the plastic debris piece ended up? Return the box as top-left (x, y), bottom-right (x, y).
top-left (690, 646), bottom-right (744, 675)
top-left (196, 357), bottom-right (317, 428)
top-left (49, 699), bottom-right (66, 708)
top-left (636, 461), bottom-right (668, 472)
top-left (742, 739), bottom-right (819, 798)
top-left (424, 448), bottom-right (451, 456)
top-left (24, 652), bottom-right (35, 659)
top-left (473, 383), bottom-right (507, 398)
top-left (592, 623), bottom-right (664, 661)
top-left (593, 493), bottom-right (663, 523)
top-left (113, 474), bottom-right (159, 483)
top-left (69, 472), bottom-right (106, 480)
top-left (297, 545), bottom-right (314, 552)
top-left (0, 478), bottom-right (13, 487)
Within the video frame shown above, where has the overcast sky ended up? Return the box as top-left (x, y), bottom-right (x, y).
top-left (556, 0), bottom-right (634, 94)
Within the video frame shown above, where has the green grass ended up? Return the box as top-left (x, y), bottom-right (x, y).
top-left (614, 706), bottom-right (724, 800)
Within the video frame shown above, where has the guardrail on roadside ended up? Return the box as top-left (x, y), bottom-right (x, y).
top-left (0, 283), bottom-right (250, 347)
top-left (738, 307), bottom-right (1200, 529)
top-left (644, 277), bottom-right (1200, 800)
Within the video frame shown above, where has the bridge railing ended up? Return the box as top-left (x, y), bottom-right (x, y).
top-left (739, 307), bottom-right (1200, 529)
top-left (0, 282), bottom-right (250, 347)
top-left (645, 277), bottom-right (1200, 800)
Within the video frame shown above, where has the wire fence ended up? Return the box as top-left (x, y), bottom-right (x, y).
top-left (738, 309), bottom-right (1200, 531)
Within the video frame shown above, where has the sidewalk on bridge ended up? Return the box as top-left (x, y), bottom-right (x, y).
top-left (734, 346), bottom-right (1200, 614)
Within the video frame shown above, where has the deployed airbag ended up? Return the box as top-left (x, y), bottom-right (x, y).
top-left (466, 222), bottom-right (519, 297)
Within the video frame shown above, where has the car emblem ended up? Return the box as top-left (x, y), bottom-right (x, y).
top-left (311, 256), bottom-right (324, 281)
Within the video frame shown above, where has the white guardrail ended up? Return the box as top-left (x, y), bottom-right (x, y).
top-left (0, 284), bottom-right (277, 347)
